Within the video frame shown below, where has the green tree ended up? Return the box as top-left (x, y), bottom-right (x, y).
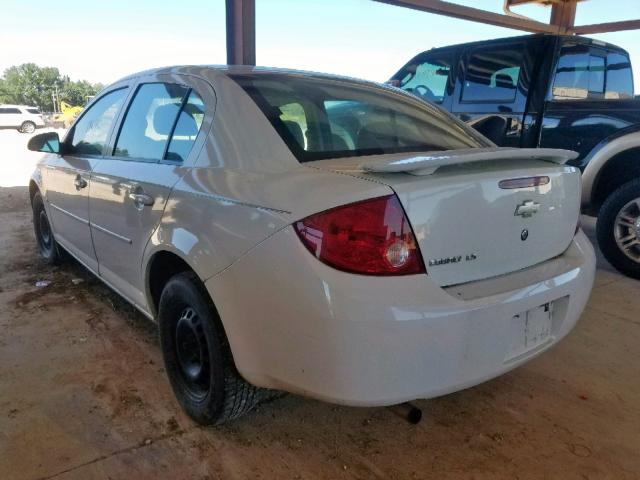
top-left (0, 63), bottom-right (62, 110)
top-left (60, 78), bottom-right (103, 107)
top-left (0, 63), bottom-right (103, 111)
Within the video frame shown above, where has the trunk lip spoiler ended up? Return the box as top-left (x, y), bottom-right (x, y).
top-left (359, 148), bottom-right (579, 176)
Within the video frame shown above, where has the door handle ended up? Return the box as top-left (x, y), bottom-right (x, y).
top-left (128, 192), bottom-right (154, 207)
top-left (74, 175), bottom-right (87, 190)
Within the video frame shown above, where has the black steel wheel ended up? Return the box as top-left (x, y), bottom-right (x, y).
top-left (158, 271), bottom-right (271, 425)
top-left (32, 191), bottom-right (61, 264)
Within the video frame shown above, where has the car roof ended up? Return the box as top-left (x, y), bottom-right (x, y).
top-left (111, 65), bottom-right (385, 90)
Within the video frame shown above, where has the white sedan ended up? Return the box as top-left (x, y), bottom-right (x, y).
top-left (27, 66), bottom-right (596, 424)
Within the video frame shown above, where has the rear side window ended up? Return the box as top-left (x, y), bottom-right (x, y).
top-left (114, 83), bottom-right (189, 160)
top-left (395, 52), bottom-right (454, 103)
top-left (606, 52), bottom-right (634, 99)
top-left (165, 91), bottom-right (205, 162)
top-left (551, 45), bottom-right (606, 100)
top-left (114, 83), bottom-right (204, 162)
top-left (0, 108), bottom-right (21, 114)
top-left (461, 45), bottom-right (524, 103)
top-left (68, 88), bottom-right (128, 156)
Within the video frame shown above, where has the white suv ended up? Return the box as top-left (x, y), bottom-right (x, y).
top-left (0, 105), bottom-right (45, 133)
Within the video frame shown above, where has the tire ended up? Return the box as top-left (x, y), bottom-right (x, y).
top-left (32, 191), bottom-right (62, 265)
top-left (596, 179), bottom-right (640, 279)
top-left (20, 121), bottom-right (36, 134)
top-left (158, 271), bottom-right (269, 424)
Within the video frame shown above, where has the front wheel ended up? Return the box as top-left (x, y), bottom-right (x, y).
top-left (158, 272), bottom-right (269, 425)
top-left (20, 121), bottom-right (36, 134)
top-left (596, 179), bottom-right (640, 279)
top-left (32, 191), bottom-right (62, 265)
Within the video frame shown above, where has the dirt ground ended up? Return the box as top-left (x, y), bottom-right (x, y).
top-left (1, 135), bottom-right (639, 479)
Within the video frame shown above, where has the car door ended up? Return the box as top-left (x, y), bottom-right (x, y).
top-left (42, 87), bottom-right (129, 271)
top-left (0, 107), bottom-right (21, 127)
top-left (89, 75), bottom-right (212, 310)
top-left (0, 107), bottom-right (12, 127)
top-left (451, 42), bottom-right (529, 147)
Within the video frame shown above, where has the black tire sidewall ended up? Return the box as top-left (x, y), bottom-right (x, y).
top-left (158, 273), bottom-right (226, 424)
top-left (32, 192), bottom-right (59, 265)
top-left (596, 180), bottom-right (640, 279)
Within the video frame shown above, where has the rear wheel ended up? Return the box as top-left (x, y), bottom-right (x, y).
top-left (32, 191), bottom-right (62, 265)
top-left (20, 121), bottom-right (36, 134)
top-left (158, 271), bottom-right (269, 424)
top-left (596, 179), bottom-right (640, 279)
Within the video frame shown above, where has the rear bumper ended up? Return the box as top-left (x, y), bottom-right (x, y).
top-left (206, 228), bottom-right (595, 406)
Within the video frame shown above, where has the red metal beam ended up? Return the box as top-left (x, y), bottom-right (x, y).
top-left (572, 19), bottom-right (640, 35)
top-left (550, 0), bottom-right (577, 33)
top-left (226, 0), bottom-right (256, 65)
top-left (374, 0), bottom-right (560, 33)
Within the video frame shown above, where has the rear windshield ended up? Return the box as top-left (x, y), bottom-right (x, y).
top-left (232, 74), bottom-right (485, 162)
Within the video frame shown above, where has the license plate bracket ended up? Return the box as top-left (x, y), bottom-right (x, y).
top-left (506, 302), bottom-right (553, 360)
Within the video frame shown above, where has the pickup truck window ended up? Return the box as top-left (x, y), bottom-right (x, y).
top-left (396, 53), bottom-right (453, 104)
top-left (461, 45), bottom-right (524, 103)
top-left (552, 45), bottom-right (606, 100)
top-left (165, 90), bottom-right (206, 162)
top-left (606, 52), bottom-right (634, 99)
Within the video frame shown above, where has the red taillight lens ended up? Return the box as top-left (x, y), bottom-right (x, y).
top-left (293, 195), bottom-right (425, 275)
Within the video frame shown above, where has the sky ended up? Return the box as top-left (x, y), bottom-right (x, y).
top-left (1, 0), bottom-right (639, 88)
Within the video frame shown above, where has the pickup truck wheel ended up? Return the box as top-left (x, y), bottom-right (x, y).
top-left (158, 272), bottom-right (270, 425)
top-left (20, 121), bottom-right (36, 134)
top-left (597, 179), bottom-right (640, 279)
top-left (32, 192), bottom-right (62, 265)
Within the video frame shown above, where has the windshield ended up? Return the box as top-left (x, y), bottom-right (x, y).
top-left (232, 74), bottom-right (486, 163)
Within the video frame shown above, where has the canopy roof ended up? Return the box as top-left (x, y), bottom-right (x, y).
top-left (225, 0), bottom-right (640, 65)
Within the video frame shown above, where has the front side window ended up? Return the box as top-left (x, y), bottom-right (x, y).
top-left (114, 83), bottom-right (189, 160)
top-left (26, 108), bottom-right (40, 114)
top-left (606, 52), bottom-right (634, 99)
top-left (395, 53), bottom-right (453, 103)
top-left (233, 74), bottom-right (485, 163)
top-left (461, 45), bottom-right (524, 103)
top-left (68, 88), bottom-right (128, 156)
top-left (552, 45), bottom-right (606, 100)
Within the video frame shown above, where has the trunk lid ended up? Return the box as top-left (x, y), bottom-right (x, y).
top-left (311, 148), bottom-right (581, 286)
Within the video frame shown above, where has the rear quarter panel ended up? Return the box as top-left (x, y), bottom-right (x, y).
top-left (143, 71), bottom-right (392, 285)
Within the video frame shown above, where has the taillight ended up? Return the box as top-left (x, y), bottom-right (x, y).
top-left (293, 195), bottom-right (425, 275)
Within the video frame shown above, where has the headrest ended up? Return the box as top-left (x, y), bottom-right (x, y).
top-left (495, 73), bottom-right (515, 89)
top-left (282, 120), bottom-right (304, 147)
top-left (357, 122), bottom-right (395, 150)
top-left (153, 103), bottom-right (181, 136)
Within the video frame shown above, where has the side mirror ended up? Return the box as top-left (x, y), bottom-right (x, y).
top-left (27, 132), bottom-right (61, 154)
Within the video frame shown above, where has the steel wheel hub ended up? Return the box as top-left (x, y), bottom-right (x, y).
top-left (175, 307), bottom-right (209, 395)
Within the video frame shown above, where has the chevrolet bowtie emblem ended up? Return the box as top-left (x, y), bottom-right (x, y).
top-left (515, 200), bottom-right (540, 218)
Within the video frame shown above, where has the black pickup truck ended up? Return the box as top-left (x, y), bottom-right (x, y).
top-left (390, 34), bottom-right (640, 278)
